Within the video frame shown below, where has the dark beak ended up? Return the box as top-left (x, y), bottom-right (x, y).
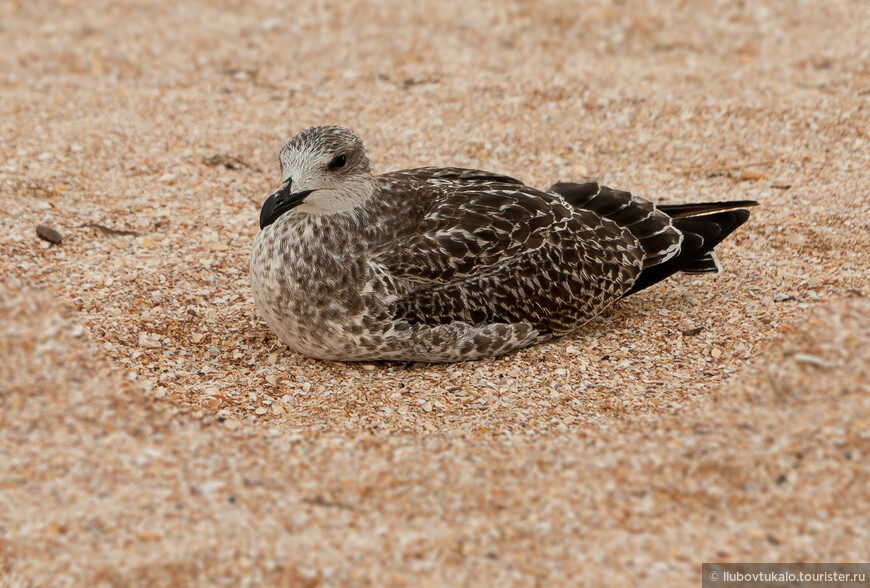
top-left (259, 178), bottom-right (315, 229)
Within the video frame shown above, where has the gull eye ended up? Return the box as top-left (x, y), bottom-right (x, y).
top-left (330, 154), bottom-right (347, 170)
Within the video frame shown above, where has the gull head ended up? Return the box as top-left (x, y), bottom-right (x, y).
top-left (259, 125), bottom-right (375, 228)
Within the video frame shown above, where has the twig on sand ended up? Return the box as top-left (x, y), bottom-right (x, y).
top-left (202, 154), bottom-right (250, 170)
top-left (79, 223), bottom-right (140, 236)
top-left (302, 495), bottom-right (358, 511)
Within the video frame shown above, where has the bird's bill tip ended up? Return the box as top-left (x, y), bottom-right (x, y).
top-left (259, 191), bottom-right (278, 230)
top-left (259, 187), bottom-right (316, 229)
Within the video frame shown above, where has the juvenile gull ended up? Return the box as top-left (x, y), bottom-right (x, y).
top-left (250, 126), bottom-right (756, 362)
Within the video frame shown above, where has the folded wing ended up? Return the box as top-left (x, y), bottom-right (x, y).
top-left (373, 169), bottom-right (648, 334)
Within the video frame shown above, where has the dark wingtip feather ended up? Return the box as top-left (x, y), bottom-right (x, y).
top-left (622, 207), bottom-right (752, 297)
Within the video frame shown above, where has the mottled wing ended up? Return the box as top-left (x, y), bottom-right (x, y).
top-left (375, 167), bottom-right (554, 283)
top-left (373, 168), bottom-right (647, 334)
top-left (549, 182), bottom-right (682, 269)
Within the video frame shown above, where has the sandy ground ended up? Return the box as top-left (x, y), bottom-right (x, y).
top-left (2, 0), bottom-right (869, 586)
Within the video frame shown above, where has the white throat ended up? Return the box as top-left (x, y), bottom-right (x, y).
top-left (293, 177), bottom-right (376, 216)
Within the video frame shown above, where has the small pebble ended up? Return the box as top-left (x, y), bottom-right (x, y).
top-left (36, 225), bottom-right (63, 244)
top-left (738, 170), bottom-right (765, 181)
top-left (259, 17), bottom-right (281, 32)
top-left (773, 293), bottom-right (794, 302)
top-left (202, 397), bottom-right (221, 410)
top-left (195, 481), bottom-right (225, 495)
top-left (137, 332), bottom-right (162, 349)
top-left (785, 233), bottom-right (807, 247)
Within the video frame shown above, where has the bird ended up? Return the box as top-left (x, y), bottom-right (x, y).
top-left (250, 125), bottom-right (756, 362)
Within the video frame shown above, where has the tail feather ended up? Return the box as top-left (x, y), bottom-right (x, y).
top-left (549, 182), bottom-right (756, 297)
top-left (622, 209), bottom-right (752, 296)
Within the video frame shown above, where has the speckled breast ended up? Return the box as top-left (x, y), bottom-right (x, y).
top-left (249, 215), bottom-right (380, 360)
